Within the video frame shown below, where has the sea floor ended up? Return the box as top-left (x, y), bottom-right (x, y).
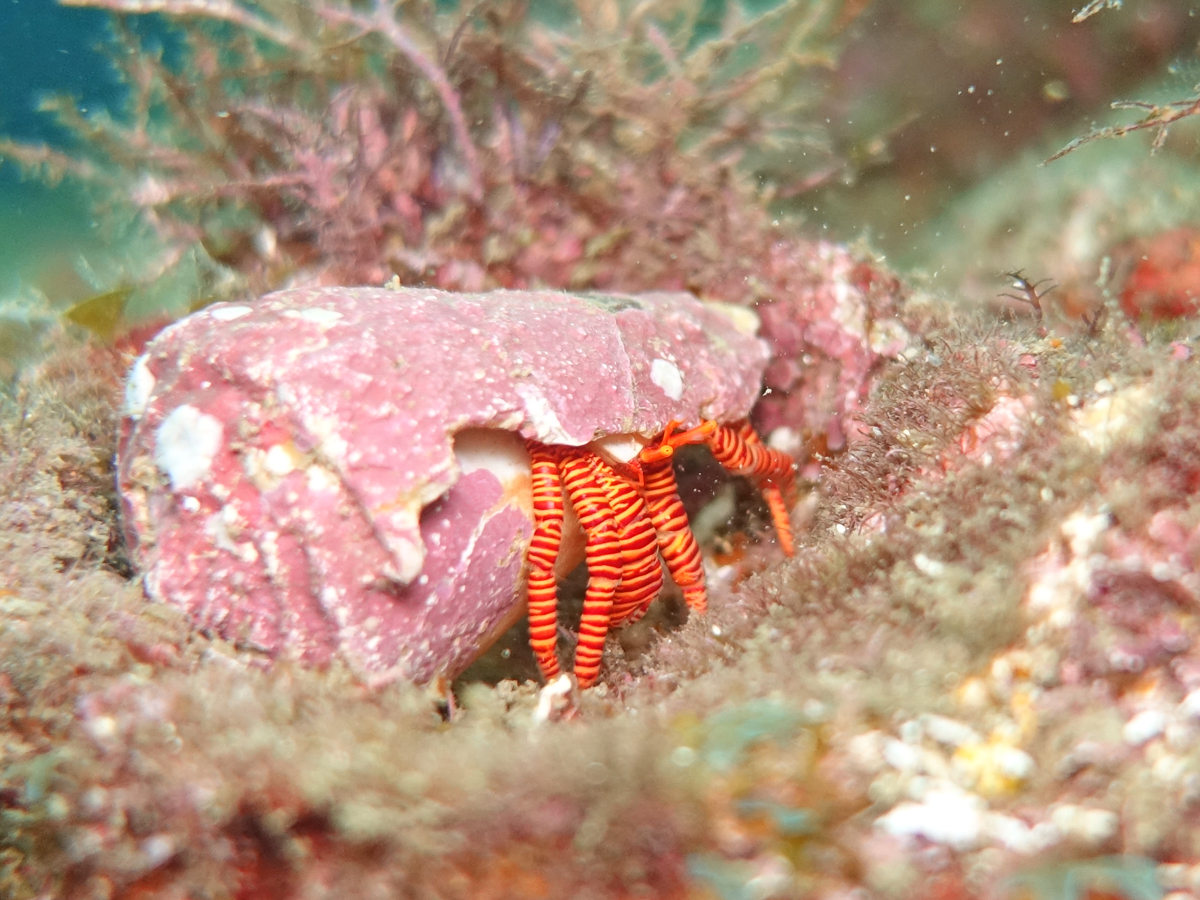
top-left (3, 287), bottom-right (1200, 897)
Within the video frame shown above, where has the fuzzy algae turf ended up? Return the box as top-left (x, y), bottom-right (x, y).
top-left (2, 308), bottom-right (1199, 897)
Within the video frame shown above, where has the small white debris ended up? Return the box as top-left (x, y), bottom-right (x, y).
top-left (208, 305), bottom-right (253, 321)
top-left (995, 746), bottom-right (1035, 780)
top-left (883, 738), bottom-right (924, 773)
top-left (124, 354), bottom-right (156, 419)
top-left (913, 553), bottom-right (947, 578)
top-left (1025, 508), bottom-right (1113, 628)
top-left (1124, 709), bottom-right (1167, 746)
top-left (1049, 803), bottom-right (1118, 845)
top-left (1072, 384), bottom-right (1153, 452)
top-left (1180, 688), bottom-right (1200, 720)
top-left (1061, 508), bottom-right (1112, 558)
top-left (984, 813), bottom-right (1052, 854)
top-left (957, 678), bottom-right (991, 710)
top-left (846, 730), bottom-right (889, 774)
top-left (139, 834), bottom-right (177, 869)
top-left (84, 715), bottom-right (119, 743)
top-left (876, 787), bottom-right (986, 851)
top-left (1153, 752), bottom-right (1188, 783)
top-left (650, 357), bottom-right (684, 401)
top-left (154, 405), bottom-right (223, 491)
top-left (253, 225), bottom-right (278, 260)
top-left (921, 714), bottom-right (981, 748)
top-left (533, 673), bottom-right (576, 725)
top-left (767, 425), bottom-right (802, 458)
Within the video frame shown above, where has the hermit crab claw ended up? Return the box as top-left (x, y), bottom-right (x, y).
top-left (637, 419), bottom-right (719, 463)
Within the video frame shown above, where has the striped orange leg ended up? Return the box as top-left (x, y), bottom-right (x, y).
top-left (558, 448), bottom-right (622, 688)
top-left (760, 487), bottom-right (795, 556)
top-left (705, 420), bottom-right (797, 556)
top-left (591, 457), bottom-right (664, 627)
top-left (634, 420), bottom-right (716, 614)
top-left (525, 441), bottom-right (566, 681)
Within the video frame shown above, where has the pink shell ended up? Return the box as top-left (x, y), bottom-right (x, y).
top-left (117, 287), bottom-right (770, 683)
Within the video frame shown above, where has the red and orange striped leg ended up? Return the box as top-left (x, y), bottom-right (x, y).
top-left (760, 486), bottom-right (795, 556)
top-left (525, 441), bottom-right (566, 681)
top-left (706, 420), bottom-right (797, 556)
top-left (558, 448), bottom-right (622, 688)
top-left (591, 457), bottom-right (664, 627)
top-left (638, 455), bottom-right (708, 613)
top-left (632, 419), bottom-right (717, 613)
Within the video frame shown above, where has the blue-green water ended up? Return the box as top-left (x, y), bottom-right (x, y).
top-left (0, 1), bottom-right (122, 296)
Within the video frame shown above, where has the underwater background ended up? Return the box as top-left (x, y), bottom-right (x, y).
top-left (6, 0), bottom-right (1200, 311)
top-left (0, 1), bottom-right (117, 298)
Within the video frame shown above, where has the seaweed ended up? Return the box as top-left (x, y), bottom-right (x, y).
top-left (1, 0), bottom-right (864, 317)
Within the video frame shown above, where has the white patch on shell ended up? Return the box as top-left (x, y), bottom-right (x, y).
top-left (204, 504), bottom-right (259, 563)
top-left (283, 307), bottom-right (343, 326)
top-left (154, 405), bottom-right (223, 491)
top-left (305, 464), bottom-right (339, 493)
top-left (243, 443), bottom-right (303, 490)
top-left (259, 530), bottom-right (281, 577)
top-left (209, 305), bottom-right (253, 321)
top-left (303, 415), bottom-right (350, 463)
top-left (124, 354), bottom-right (155, 420)
top-left (382, 514), bottom-right (425, 584)
top-left (516, 384), bottom-right (572, 444)
top-left (263, 444), bottom-right (297, 477)
top-left (650, 357), bottom-right (684, 401)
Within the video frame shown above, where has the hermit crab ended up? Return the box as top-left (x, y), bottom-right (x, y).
top-left (525, 416), bottom-right (795, 686)
top-left (116, 286), bottom-right (798, 687)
